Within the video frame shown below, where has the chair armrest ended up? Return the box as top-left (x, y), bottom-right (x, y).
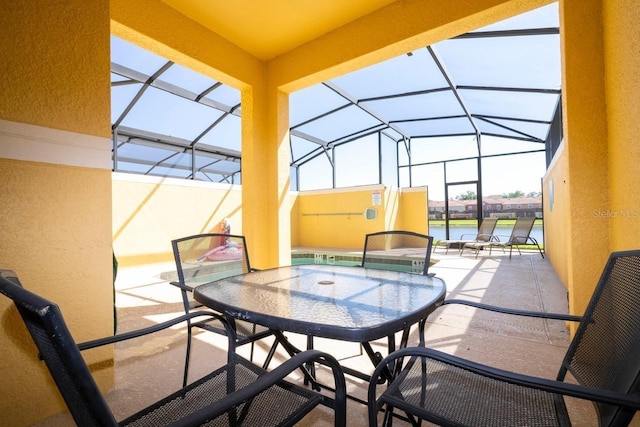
top-left (509, 234), bottom-right (534, 244)
top-left (475, 233), bottom-right (500, 242)
top-left (169, 280), bottom-right (194, 293)
top-left (442, 299), bottom-right (582, 322)
top-left (167, 350), bottom-right (347, 427)
top-left (370, 347), bottom-right (640, 410)
top-left (457, 233), bottom-right (476, 239)
top-left (77, 311), bottom-right (235, 351)
top-left (526, 236), bottom-right (541, 245)
top-left (488, 234), bottom-right (510, 242)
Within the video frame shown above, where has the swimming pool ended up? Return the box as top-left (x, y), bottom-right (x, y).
top-left (291, 252), bottom-right (361, 267)
top-left (291, 252), bottom-right (427, 274)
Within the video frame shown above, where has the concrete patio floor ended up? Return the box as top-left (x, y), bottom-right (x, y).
top-left (37, 249), bottom-right (612, 426)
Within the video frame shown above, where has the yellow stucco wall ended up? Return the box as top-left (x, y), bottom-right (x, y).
top-left (296, 185), bottom-right (389, 249)
top-left (294, 185), bottom-right (430, 249)
top-left (0, 2), bottom-right (111, 136)
top-left (544, 0), bottom-right (640, 327)
top-left (603, 1), bottom-right (640, 250)
top-left (112, 178), bottom-right (429, 269)
top-left (0, 2), bottom-right (113, 425)
top-left (290, 192), bottom-right (302, 247)
top-left (382, 186), bottom-right (401, 231)
top-left (558, 0), bottom-right (611, 320)
top-left (0, 159), bottom-right (114, 423)
top-left (113, 179), bottom-right (429, 266)
top-left (398, 187), bottom-right (430, 234)
top-left (112, 174), bottom-right (244, 267)
top-left (542, 143), bottom-right (571, 286)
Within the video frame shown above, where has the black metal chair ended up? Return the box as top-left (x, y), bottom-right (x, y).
top-left (0, 269), bottom-right (347, 426)
top-left (171, 233), bottom-right (277, 387)
top-left (361, 230), bottom-right (435, 345)
top-left (361, 230), bottom-right (434, 276)
top-left (368, 250), bottom-right (640, 426)
top-left (306, 231), bottom-right (435, 389)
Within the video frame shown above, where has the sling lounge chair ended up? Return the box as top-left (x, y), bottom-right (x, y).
top-left (463, 217), bottom-right (543, 258)
top-left (433, 218), bottom-right (499, 255)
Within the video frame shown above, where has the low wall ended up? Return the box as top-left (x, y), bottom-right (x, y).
top-left (113, 176), bottom-right (429, 265)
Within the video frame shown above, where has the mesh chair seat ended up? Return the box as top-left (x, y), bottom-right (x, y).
top-left (379, 354), bottom-right (570, 427)
top-left (123, 357), bottom-right (321, 427)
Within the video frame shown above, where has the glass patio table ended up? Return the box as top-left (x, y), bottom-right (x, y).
top-left (194, 264), bottom-right (446, 387)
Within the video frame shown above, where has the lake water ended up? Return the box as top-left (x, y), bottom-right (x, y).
top-left (429, 223), bottom-right (544, 244)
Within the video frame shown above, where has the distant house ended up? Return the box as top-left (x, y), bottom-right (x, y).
top-left (429, 199), bottom-right (467, 219)
top-left (428, 196), bottom-right (543, 219)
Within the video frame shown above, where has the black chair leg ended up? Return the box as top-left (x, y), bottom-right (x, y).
top-left (262, 338), bottom-right (279, 370)
top-left (183, 326), bottom-right (193, 388)
top-left (249, 324), bottom-right (257, 362)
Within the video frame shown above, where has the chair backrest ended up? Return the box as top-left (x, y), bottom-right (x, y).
top-left (507, 217), bottom-right (536, 244)
top-left (0, 270), bottom-right (117, 426)
top-left (558, 250), bottom-right (640, 427)
top-left (476, 218), bottom-right (498, 242)
top-left (172, 233), bottom-right (251, 288)
top-left (361, 231), bottom-right (433, 275)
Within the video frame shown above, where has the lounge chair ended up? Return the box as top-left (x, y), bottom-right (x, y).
top-left (463, 217), bottom-right (543, 258)
top-left (433, 218), bottom-right (499, 254)
top-left (368, 250), bottom-right (640, 426)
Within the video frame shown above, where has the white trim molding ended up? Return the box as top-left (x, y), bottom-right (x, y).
top-left (0, 119), bottom-right (112, 169)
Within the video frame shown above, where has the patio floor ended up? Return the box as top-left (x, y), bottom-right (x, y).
top-left (37, 249), bottom-right (605, 426)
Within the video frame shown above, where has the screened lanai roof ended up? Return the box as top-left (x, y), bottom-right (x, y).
top-left (111, 2), bottom-right (561, 189)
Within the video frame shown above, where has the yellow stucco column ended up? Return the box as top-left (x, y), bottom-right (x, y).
top-left (241, 82), bottom-right (292, 269)
top-left (559, 0), bottom-right (611, 320)
top-left (0, 1), bottom-right (113, 425)
top-left (603, 0), bottom-right (640, 248)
